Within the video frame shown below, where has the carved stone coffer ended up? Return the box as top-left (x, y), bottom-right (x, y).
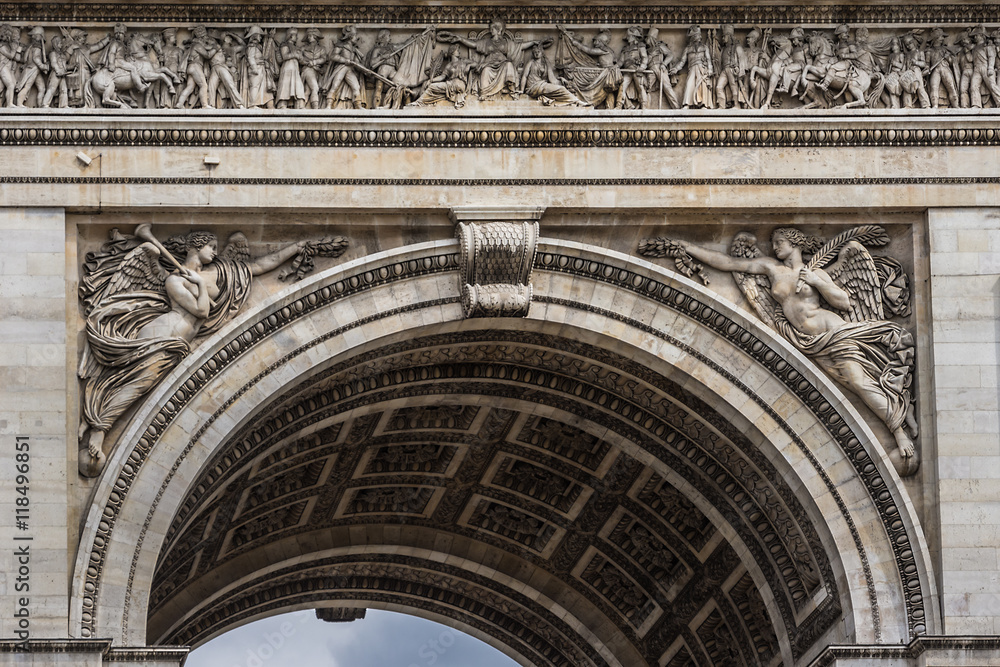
top-left (453, 207), bottom-right (542, 318)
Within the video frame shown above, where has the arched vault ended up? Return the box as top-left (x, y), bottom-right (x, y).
top-left (72, 239), bottom-right (937, 666)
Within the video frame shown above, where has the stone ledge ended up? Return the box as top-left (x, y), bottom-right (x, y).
top-left (0, 639), bottom-right (111, 653)
top-left (810, 636), bottom-right (1000, 666)
top-left (0, 110), bottom-right (999, 149)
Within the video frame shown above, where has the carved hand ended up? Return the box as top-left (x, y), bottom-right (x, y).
top-left (181, 267), bottom-right (205, 286)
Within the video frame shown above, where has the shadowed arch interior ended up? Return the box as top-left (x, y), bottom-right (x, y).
top-left (149, 328), bottom-right (842, 666)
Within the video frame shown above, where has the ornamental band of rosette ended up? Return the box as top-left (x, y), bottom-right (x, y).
top-left (454, 207), bottom-right (542, 318)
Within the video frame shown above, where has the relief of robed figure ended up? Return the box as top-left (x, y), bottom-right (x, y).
top-left (640, 225), bottom-right (918, 476)
top-left (77, 224), bottom-right (349, 477)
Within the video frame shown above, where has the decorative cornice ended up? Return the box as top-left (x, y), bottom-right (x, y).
top-left (0, 639), bottom-right (112, 654)
top-left (3, 176), bottom-right (1000, 188)
top-left (2, 118), bottom-right (1000, 148)
top-left (104, 647), bottom-right (191, 661)
top-left (809, 636), bottom-right (1000, 666)
top-left (0, 3), bottom-right (998, 25)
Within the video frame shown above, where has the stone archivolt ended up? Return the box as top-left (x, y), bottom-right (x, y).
top-left (71, 237), bottom-right (934, 666)
top-left (1, 16), bottom-right (998, 111)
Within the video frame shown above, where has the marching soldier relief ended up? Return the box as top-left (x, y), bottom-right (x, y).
top-left (0, 20), bottom-right (998, 110)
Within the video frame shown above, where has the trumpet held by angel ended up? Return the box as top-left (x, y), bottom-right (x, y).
top-left (77, 223), bottom-right (349, 477)
top-left (639, 225), bottom-right (918, 476)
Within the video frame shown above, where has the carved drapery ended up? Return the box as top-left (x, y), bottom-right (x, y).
top-left (0, 15), bottom-right (994, 112)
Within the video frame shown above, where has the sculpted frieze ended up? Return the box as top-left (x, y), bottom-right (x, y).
top-left (639, 225), bottom-right (919, 476)
top-left (1, 19), bottom-right (998, 111)
top-left (77, 224), bottom-right (349, 477)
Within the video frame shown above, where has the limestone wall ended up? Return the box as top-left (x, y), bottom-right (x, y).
top-left (929, 208), bottom-right (1000, 635)
top-left (0, 209), bottom-right (71, 638)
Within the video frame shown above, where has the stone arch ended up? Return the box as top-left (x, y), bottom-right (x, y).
top-left (71, 239), bottom-right (938, 666)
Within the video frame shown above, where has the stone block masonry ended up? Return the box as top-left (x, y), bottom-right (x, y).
top-left (0, 208), bottom-right (69, 639)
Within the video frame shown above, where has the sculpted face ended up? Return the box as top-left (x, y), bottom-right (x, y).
top-left (772, 234), bottom-right (794, 260)
top-left (490, 20), bottom-right (503, 39)
top-left (197, 240), bottom-right (218, 264)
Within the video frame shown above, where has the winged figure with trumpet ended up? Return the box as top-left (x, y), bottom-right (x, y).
top-left (77, 224), bottom-right (348, 476)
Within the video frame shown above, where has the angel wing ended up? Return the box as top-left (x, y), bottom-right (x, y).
top-left (221, 231), bottom-right (251, 262)
top-left (729, 232), bottom-right (779, 328)
top-left (80, 231), bottom-right (170, 315)
top-left (104, 242), bottom-right (169, 300)
top-left (824, 240), bottom-right (884, 322)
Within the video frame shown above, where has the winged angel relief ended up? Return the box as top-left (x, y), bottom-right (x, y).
top-left (77, 224), bottom-right (349, 477)
top-left (639, 226), bottom-right (918, 475)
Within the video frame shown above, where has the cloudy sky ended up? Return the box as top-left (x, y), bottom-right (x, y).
top-left (185, 608), bottom-right (520, 667)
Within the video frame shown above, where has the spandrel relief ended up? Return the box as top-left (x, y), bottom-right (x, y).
top-left (77, 225), bottom-right (349, 477)
top-left (0, 20), bottom-right (992, 110)
top-left (639, 226), bottom-right (919, 477)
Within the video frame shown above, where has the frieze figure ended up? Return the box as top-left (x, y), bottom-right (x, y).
top-left (1, 22), bottom-right (998, 111)
top-left (407, 42), bottom-right (473, 108)
top-left (323, 25), bottom-right (367, 109)
top-left (88, 23), bottom-right (179, 108)
top-left (77, 225), bottom-right (350, 477)
top-left (366, 28), bottom-right (399, 108)
top-left (956, 30), bottom-right (975, 108)
top-left (41, 34), bottom-right (72, 108)
top-left (0, 24), bottom-right (24, 107)
top-left (925, 27), bottom-right (960, 108)
top-left (242, 25), bottom-right (276, 109)
top-left (744, 27), bottom-right (771, 109)
top-left (969, 25), bottom-right (1000, 108)
top-left (275, 27), bottom-right (305, 109)
top-left (175, 25), bottom-right (216, 108)
top-left (669, 24), bottom-right (714, 109)
top-left (156, 27), bottom-right (184, 108)
top-left (797, 29), bottom-right (839, 107)
top-left (639, 226), bottom-right (918, 476)
top-left (616, 25), bottom-right (649, 109)
top-left (899, 32), bottom-right (931, 108)
top-left (373, 25), bottom-right (437, 108)
top-left (879, 37), bottom-right (907, 108)
top-left (208, 31), bottom-right (245, 109)
top-left (437, 17), bottom-right (543, 100)
top-left (644, 27), bottom-right (680, 109)
top-left (813, 25), bottom-right (880, 109)
top-left (761, 27), bottom-right (807, 109)
top-left (555, 26), bottom-right (622, 108)
top-left (299, 27), bottom-right (327, 109)
top-left (517, 42), bottom-right (588, 106)
top-left (96, 23), bottom-right (146, 94)
top-left (714, 24), bottom-right (747, 108)
top-left (15, 26), bottom-right (48, 107)
top-left (64, 28), bottom-right (110, 107)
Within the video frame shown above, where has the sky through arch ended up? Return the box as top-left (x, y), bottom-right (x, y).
top-left (185, 608), bottom-right (520, 667)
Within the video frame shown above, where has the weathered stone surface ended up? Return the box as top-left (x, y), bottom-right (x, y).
top-left (0, 3), bottom-right (998, 666)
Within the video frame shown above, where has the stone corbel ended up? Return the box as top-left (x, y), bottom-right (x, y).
top-left (452, 207), bottom-right (543, 318)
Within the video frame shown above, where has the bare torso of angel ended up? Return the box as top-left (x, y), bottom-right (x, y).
top-left (643, 226), bottom-right (918, 475)
top-left (77, 225), bottom-right (349, 477)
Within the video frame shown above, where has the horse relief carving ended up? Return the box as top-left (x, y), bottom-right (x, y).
top-left (0, 19), bottom-right (992, 110)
